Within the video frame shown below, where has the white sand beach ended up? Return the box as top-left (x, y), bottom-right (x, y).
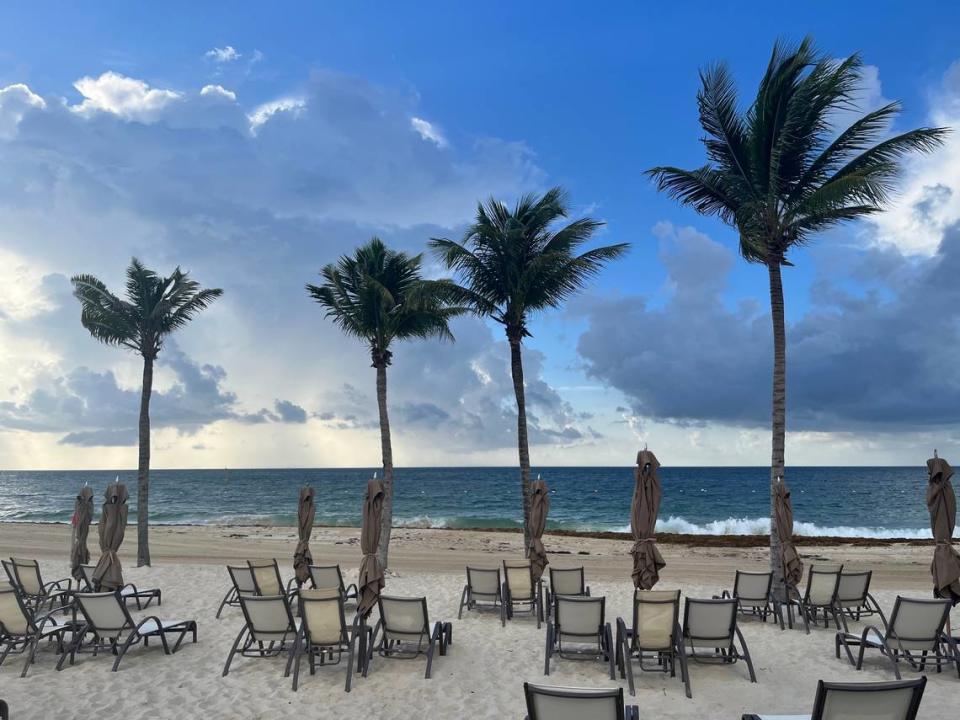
top-left (0, 523), bottom-right (955, 719)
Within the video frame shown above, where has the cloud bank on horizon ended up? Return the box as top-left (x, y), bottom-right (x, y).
top-left (1, 43), bottom-right (959, 469)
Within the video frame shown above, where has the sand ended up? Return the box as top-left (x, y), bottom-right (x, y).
top-left (0, 522), bottom-right (955, 719)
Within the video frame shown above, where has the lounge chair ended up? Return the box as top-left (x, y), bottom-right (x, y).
top-left (545, 567), bottom-right (590, 620)
top-left (0, 699), bottom-right (6, 720)
top-left (835, 596), bottom-right (960, 679)
top-left (616, 588), bottom-right (690, 698)
top-left (307, 565), bottom-right (359, 606)
top-left (742, 677), bottom-right (927, 720)
top-left (544, 595), bottom-right (614, 678)
top-left (681, 597), bottom-right (756, 687)
top-left (57, 591), bottom-right (196, 672)
top-left (368, 595), bottom-right (452, 679)
top-left (222, 593), bottom-right (299, 676)
top-left (457, 567), bottom-right (504, 621)
top-left (216, 565), bottom-right (258, 619)
top-left (522, 683), bottom-right (639, 720)
top-left (835, 570), bottom-right (886, 632)
top-left (247, 559), bottom-right (298, 598)
top-left (0, 583), bottom-right (72, 677)
top-left (503, 560), bottom-right (542, 629)
top-left (720, 570), bottom-right (783, 629)
top-left (3, 558), bottom-right (71, 614)
top-left (287, 588), bottom-right (369, 692)
top-left (784, 564), bottom-right (844, 634)
top-left (77, 564), bottom-right (161, 609)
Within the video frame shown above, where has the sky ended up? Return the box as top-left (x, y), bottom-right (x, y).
top-left (1, 1), bottom-right (960, 470)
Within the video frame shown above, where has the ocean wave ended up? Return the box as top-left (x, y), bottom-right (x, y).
top-left (642, 515), bottom-right (931, 539)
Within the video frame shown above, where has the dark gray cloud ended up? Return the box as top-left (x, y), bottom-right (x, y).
top-left (273, 399), bottom-right (307, 423)
top-left (577, 221), bottom-right (960, 431)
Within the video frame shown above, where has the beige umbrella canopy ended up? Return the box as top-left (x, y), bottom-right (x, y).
top-left (528, 477), bottom-right (550, 583)
top-left (92, 481), bottom-right (128, 591)
top-left (357, 478), bottom-right (385, 619)
top-left (631, 449), bottom-right (666, 590)
top-left (70, 486), bottom-right (95, 581)
top-left (774, 478), bottom-right (804, 590)
top-left (926, 456), bottom-right (960, 605)
top-left (293, 486), bottom-right (316, 586)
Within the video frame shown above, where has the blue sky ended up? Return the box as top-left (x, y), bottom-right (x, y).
top-left (1, 2), bottom-right (959, 468)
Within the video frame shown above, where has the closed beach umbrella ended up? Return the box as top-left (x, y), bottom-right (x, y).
top-left (70, 485), bottom-right (95, 581)
top-left (773, 478), bottom-right (803, 590)
top-left (92, 482), bottom-right (128, 591)
top-left (630, 449), bottom-right (666, 590)
top-left (357, 478), bottom-right (385, 618)
top-left (528, 477), bottom-right (550, 583)
top-left (926, 455), bottom-right (960, 605)
top-left (293, 485), bottom-right (315, 586)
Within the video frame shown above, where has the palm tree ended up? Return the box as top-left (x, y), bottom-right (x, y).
top-left (71, 259), bottom-right (223, 566)
top-left (430, 187), bottom-right (628, 551)
top-left (646, 37), bottom-right (948, 595)
top-left (307, 237), bottom-right (463, 569)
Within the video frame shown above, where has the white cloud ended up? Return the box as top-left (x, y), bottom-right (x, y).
top-left (410, 117), bottom-right (448, 148)
top-left (200, 84), bottom-right (237, 102)
top-left (248, 96), bottom-right (306, 133)
top-left (0, 83), bottom-right (46, 138)
top-left (70, 71), bottom-right (182, 121)
top-left (205, 45), bottom-right (240, 63)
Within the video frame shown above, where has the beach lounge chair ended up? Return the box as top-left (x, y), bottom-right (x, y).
top-left (544, 595), bottom-right (614, 678)
top-left (216, 565), bottom-right (258, 619)
top-left (368, 595), bottom-right (452, 679)
top-left (835, 596), bottom-right (960, 679)
top-left (57, 591), bottom-right (196, 672)
top-left (248, 559), bottom-right (298, 598)
top-left (720, 570), bottom-right (783, 628)
top-left (0, 583), bottom-right (72, 677)
top-left (784, 564), bottom-right (844, 634)
top-left (503, 560), bottom-right (542, 629)
top-left (522, 683), bottom-right (639, 720)
top-left (3, 558), bottom-right (71, 614)
top-left (835, 570), bottom-right (886, 632)
top-left (545, 567), bottom-right (590, 620)
top-left (307, 565), bottom-right (359, 606)
top-left (77, 564), bottom-right (161, 609)
top-left (288, 588), bottom-right (369, 692)
top-left (616, 588), bottom-right (690, 698)
top-left (222, 593), bottom-right (299, 676)
top-left (457, 567), bottom-right (504, 621)
top-left (681, 597), bottom-right (756, 687)
top-left (742, 677), bottom-right (927, 720)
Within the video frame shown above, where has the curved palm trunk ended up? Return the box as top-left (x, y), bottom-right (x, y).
top-left (375, 362), bottom-right (394, 570)
top-left (768, 261), bottom-right (787, 599)
top-left (137, 355), bottom-right (153, 567)
top-left (508, 332), bottom-right (532, 554)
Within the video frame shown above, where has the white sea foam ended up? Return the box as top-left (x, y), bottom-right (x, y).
top-left (639, 515), bottom-right (932, 539)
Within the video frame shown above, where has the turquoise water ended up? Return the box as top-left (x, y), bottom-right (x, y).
top-left (0, 466), bottom-right (933, 538)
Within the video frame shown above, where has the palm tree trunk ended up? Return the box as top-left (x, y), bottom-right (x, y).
top-left (137, 355), bottom-right (153, 567)
top-left (508, 331), bottom-right (532, 555)
top-left (375, 362), bottom-right (394, 570)
top-left (768, 261), bottom-right (787, 599)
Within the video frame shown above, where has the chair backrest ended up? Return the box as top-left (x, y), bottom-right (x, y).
top-left (683, 598), bottom-right (736, 649)
top-left (1, 560), bottom-right (15, 588)
top-left (308, 565), bottom-right (345, 594)
top-left (0, 584), bottom-right (31, 636)
top-left (466, 567), bottom-right (501, 600)
top-left (379, 596), bottom-right (429, 641)
top-left (9, 558), bottom-right (42, 596)
top-left (806, 564), bottom-right (843, 606)
top-left (632, 589), bottom-right (680, 651)
top-left (300, 588), bottom-right (347, 646)
top-left (523, 683), bottom-right (625, 720)
top-left (837, 571), bottom-right (872, 608)
top-left (733, 571), bottom-right (772, 607)
top-left (550, 567), bottom-right (586, 596)
top-left (812, 678), bottom-right (926, 720)
top-left (888, 597), bottom-right (950, 651)
top-left (247, 560), bottom-right (283, 595)
top-left (79, 564), bottom-right (97, 591)
top-left (504, 561), bottom-right (534, 601)
top-left (238, 594), bottom-right (297, 642)
top-left (76, 592), bottom-right (133, 639)
top-left (227, 565), bottom-right (257, 595)
top-left (556, 596), bottom-right (604, 642)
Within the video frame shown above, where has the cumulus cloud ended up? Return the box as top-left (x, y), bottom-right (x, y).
top-left (0, 84), bottom-right (45, 138)
top-left (273, 399), bottom-right (307, 423)
top-left (410, 117), bottom-right (448, 148)
top-left (200, 84), bottom-right (237, 102)
top-left (70, 72), bottom-right (183, 121)
top-left (248, 96), bottom-right (306, 132)
top-left (205, 46), bottom-right (240, 63)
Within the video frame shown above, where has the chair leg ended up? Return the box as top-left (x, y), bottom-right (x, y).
top-left (425, 638), bottom-right (436, 679)
top-left (543, 624), bottom-right (552, 676)
top-left (216, 587), bottom-right (236, 619)
top-left (677, 645), bottom-right (692, 698)
top-left (735, 628), bottom-right (757, 683)
top-left (112, 632), bottom-right (141, 672)
top-left (222, 626), bottom-right (248, 676)
top-left (20, 636), bottom-right (41, 678)
top-left (457, 586), bottom-right (468, 620)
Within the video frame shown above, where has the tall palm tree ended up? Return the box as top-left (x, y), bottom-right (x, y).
top-left (646, 37), bottom-right (948, 595)
top-left (71, 258), bottom-right (223, 566)
top-left (307, 237), bottom-right (463, 569)
top-left (430, 187), bottom-right (628, 551)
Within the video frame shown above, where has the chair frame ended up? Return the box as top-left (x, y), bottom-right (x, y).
top-left (835, 596), bottom-right (960, 679)
top-left (502, 561), bottom-right (543, 629)
top-left (216, 564), bottom-right (258, 619)
top-left (287, 589), bottom-right (369, 692)
top-left (720, 570), bottom-right (784, 629)
top-left (222, 593), bottom-right (299, 676)
top-left (0, 699), bottom-right (6, 720)
top-left (546, 567), bottom-right (590, 620)
top-left (616, 589), bottom-right (690, 698)
top-left (544, 595), bottom-right (614, 678)
top-left (835, 570), bottom-right (887, 633)
top-left (307, 564), bottom-right (359, 605)
top-left (3, 558), bottom-right (72, 614)
top-left (457, 566), bottom-right (504, 621)
top-left (368, 595), bottom-right (452, 679)
top-left (681, 598), bottom-right (757, 685)
top-left (522, 682), bottom-right (639, 720)
top-left (784, 564), bottom-right (844, 634)
top-left (247, 559), bottom-right (299, 597)
top-left (77, 564), bottom-right (161, 610)
top-left (741, 677), bottom-right (927, 720)
top-left (0, 584), bottom-right (71, 677)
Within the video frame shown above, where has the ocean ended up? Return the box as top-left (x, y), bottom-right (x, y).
top-left (0, 466), bottom-right (934, 539)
